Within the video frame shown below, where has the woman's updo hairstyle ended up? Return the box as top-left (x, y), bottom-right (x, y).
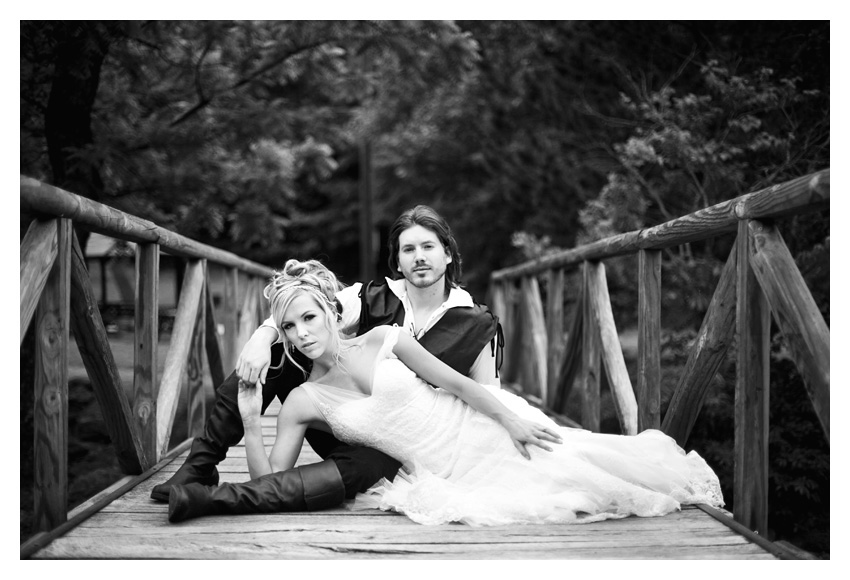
top-left (264, 259), bottom-right (346, 374)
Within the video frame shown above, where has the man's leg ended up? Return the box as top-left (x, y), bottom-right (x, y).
top-left (151, 345), bottom-right (301, 502)
top-left (167, 445), bottom-right (401, 522)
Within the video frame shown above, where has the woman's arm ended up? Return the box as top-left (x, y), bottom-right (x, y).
top-left (239, 384), bottom-right (325, 478)
top-left (391, 331), bottom-right (561, 459)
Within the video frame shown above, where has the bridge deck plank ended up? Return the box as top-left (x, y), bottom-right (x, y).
top-left (31, 402), bottom-right (778, 560)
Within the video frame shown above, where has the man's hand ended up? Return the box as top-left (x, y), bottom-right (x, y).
top-left (501, 416), bottom-right (563, 460)
top-left (236, 326), bottom-right (278, 385)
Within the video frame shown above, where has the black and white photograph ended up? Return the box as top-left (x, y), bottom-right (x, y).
top-left (18, 13), bottom-right (832, 562)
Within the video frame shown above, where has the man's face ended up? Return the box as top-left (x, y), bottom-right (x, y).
top-left (397, 225), bottom-right (452, 290)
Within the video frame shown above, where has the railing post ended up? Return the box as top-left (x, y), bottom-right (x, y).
top-left (546, 269), bottom-right (565, 409)
top-left (32, 218), bottom-right (71, 532)
top-left (223, 267), bottom-right (239, 370)
top-left (187, 260), bottom-right (208, 438)
top-left (134, 243), bottom-right (159, 461)
top-left (637, 249), bottom-right (662, 431)
top-left (519, 276), bottom-right (548, 401)
top-left (735, 220), bottom-right (770, 535)
top-left (579, 261), bottom-right (601, 432)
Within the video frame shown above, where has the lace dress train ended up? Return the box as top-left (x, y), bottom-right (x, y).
top-left (300, 326), bottom-right (723, 526)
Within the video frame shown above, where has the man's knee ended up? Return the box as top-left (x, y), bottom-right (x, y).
top-left (327, 447), bottom-right (402, 497)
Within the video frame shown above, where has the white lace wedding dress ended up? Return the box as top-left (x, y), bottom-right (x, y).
top-left (300, 326), bottom-right (723, 526)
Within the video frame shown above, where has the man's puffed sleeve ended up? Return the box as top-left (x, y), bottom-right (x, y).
top-left (468, 343), bottom-right (501, 387)
top-left (337, 283), bottom-right (363, 335)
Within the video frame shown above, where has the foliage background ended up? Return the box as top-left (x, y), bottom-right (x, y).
top-left (20, 20), bottom-right (829, 556)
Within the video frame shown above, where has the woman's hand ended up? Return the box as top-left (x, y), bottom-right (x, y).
top-left (501, 415), bottom-right (563, 460)
top-left (236, 326), bottom-right (278, 385)
top-left (237, 379), bottom-right (263, 424)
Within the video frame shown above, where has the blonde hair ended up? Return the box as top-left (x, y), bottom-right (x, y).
top-left (265, 259), bottom-right (347, 374)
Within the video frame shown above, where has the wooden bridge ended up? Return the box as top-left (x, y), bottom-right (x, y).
top-left (20, 170), bottom-right (829, 559)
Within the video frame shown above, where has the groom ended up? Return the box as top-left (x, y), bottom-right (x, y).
top-left (154, 205), bottom-right (503, 515)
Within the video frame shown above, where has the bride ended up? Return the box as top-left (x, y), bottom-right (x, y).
top-left (168, 260), bottom-right (723, 526)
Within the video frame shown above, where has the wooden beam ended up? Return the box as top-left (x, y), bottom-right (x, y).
top-left (734, 220), bottom-right (770, 536)
top-left (21, 219), bottom-right (58, 344)
top-left (236, 276), bottom-right (260, 355)
top-left (519, 276), bottom-right (548, 401)
top-left (222, 267), bottom-right (238, 372)
top-left (21, 176), bottom-right (274, 277)
top-left (545, 269), bottom-right (565, 409)
top-left (204, 270), bottom-right (226, 390)
top-left (552, 293), bottom-right (583, 416)
top-left (491, 169), bottom-right (829, 282)
top-left (69, 234), bottom-right (149, 474)
top-left (32, 218), bottom-right (71, 532)
top-left (578, 262), bottom-right (602, 432)
top-left (133, 243), bottom-right (159, 461)
top-left (186, 260), bottom-right (208, 438)
top-left (586, 261), bottom-right (638, 435)
top-left (734, 170), bottom-right (829, 221)
top-left (20, 438), bottom-right (193, 560)
top-left (747, 220), bottom-right (829, 442)
top-left (637, 249), bottom-right (662, 431)
top-left (157, 259), bottom-right (205, 455)
top-left (662, 240), bottom-right (738, 446)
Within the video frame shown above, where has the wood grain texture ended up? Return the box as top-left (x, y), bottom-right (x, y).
top-left (157, 259), bottom-right (205, 455)
top-left (637, 249), bottom-right (661, 431)
top-left (579, 262), bottom-right (601, 432)
top-left (734, 220), bottom-right (770, 536)
top-left (204, 270), bottom-right (226, 388)
top-left (747, 220), bottom-right (829, 441)
top-left (69, 234), bottom-right (149, 473)
top-left (734, 169), bottom-right (829, 221)
top-left (519, 276), bottom-right (548, 401)
top-left (33, 218), bottom-right (71, 532)
top-left (545, 269), bottom-right (565, 409)
top-left (27, 402), bottom-right (780, 561)
top-left (491, 169), bottom-right (829, 282)
top-left (186, 261), bottom-right (208, 439)
top-left (662, 240), bottom-right (738, 447)
top-left (134, 243), bottom-right (160, 461)
top-left (222, 267), bottom-right (239, 372)
top-left (20, 219), bottom-right (58, 344)
top-left (552, 295), bottom-right (583, 417)
top-left (21, 176), bottom-right (274, 277)
top-left (586, 261), bottom-right (638, 435)
top-left (236, 275), bottom-right (260, 356)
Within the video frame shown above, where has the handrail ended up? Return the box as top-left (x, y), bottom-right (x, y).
top-left (491, 170), bottom-right (829, 281)
top-left (21, 176), bottom-right (275, 536)
top-left (488, 168), bottom-right (829, 538)
top-left (20, 176), bottom-right (271, 277)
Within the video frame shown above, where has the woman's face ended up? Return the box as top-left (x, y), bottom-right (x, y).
top-left (280, 292), bottom-right (332, 360)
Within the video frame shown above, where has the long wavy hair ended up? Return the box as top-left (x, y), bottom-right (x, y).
top-left (387, 204), bottom-right (463, 291)
top-left (265, 259), bottom-right (347, 375)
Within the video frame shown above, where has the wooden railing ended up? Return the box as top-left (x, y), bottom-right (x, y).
top-left (20, 176), bottom-right (275, 535)
top-left (488, 169), bottom-right (830, 536)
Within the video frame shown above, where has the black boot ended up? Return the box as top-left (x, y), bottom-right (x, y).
top-left (168, 459), bottom-right (346, 523)
top-left (150, 375), bottom-right (245, 502)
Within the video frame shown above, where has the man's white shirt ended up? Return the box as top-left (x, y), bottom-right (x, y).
top-left (261, 277), bottom-right (500, 387)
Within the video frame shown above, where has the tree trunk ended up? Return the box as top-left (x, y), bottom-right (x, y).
top-left (44, 21), bottom-right (121, 252)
